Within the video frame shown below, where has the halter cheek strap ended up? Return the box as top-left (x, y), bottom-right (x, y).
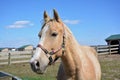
top-left (37, 44), bottom-right (63, 55)
top-left (37, 42), bottom-right (65, 65)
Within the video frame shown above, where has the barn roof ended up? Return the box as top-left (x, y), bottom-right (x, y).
top-left (0, 48), bottom-right (4, 51)
top-left (0, 48), bottom-right (8, 51)
top-left (18, 45), bottom-right (32, 49)
top-left (0, 48), bottom-right (8, 50)
top-left (106, 34), bottom-right (120, 41)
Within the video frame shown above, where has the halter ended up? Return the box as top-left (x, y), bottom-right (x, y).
top-left (37, 23), bottom-right (65, 65)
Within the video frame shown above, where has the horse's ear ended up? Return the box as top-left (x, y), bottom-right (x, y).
top-left (44, 11), bottom-right (50, 22)
top-left (53, 9), bottom-right (61, 22)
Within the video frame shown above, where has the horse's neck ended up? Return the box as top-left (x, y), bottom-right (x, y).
top-left (62, 24), bottom-right (81, 58)
top-left (61, 25), bottom-right (82, 77)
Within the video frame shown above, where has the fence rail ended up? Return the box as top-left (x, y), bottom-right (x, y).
top-left (0, 50), bottom-right (33, 65)
top-left (92, 44), bottom-right (119, 55)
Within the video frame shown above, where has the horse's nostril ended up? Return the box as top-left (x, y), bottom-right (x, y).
top-left (36, 61), bottom-right (40, 67)
top-left (30, 60), bottom-right (40, 73)
top-left (30, 60), bottom-right (40, 68)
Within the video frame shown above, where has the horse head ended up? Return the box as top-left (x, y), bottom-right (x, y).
top-left (30, 10), bottom-right (65, 74)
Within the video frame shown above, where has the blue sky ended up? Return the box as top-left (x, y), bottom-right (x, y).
top-left (0, 0), bottom-right (120, 48)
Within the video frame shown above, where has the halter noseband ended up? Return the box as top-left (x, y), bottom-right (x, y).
top-left (37, 24), bottom-right (65, 65)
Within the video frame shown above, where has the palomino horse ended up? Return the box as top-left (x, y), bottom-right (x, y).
top-left (30, 10), bottom-right (101, 80)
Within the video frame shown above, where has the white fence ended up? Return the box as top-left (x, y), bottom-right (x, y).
top-left (0, 50), bottom-right (33, 65)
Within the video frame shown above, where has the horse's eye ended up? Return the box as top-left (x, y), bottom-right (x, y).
top-left (38, 34), bottom-right (41, 38)
top-left (51, 32), bottom-right (58, 37)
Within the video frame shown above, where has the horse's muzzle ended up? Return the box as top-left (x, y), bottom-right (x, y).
top-left (30, 60), bottom-right (44, 74)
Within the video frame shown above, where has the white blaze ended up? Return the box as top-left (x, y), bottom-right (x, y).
top-left (30, 25), bottom-right (49, 62)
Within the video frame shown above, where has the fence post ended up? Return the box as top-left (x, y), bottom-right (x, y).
top-left (109, 45), bottom-right (111, 55)
top-left (119, 41), bottom-right (120, 54)
top-left (8, 53), bottom-right (11, 65)
top-left (31, 50), bottom-right (34, 57)
top-left (96, 46), bottom-right (98, 53)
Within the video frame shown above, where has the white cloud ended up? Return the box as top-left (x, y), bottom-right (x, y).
top-left (6, 20), bottom-right (34, 29)
top-left (63, 20), bottom-right (80, 24)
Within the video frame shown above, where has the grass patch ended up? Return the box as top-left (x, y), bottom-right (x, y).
top-left (0, 63), bottom-right (60, 80)
top-left (99, 54), bottom-right (120, 80)
top-left (0, 54), bottom-right (120, 80)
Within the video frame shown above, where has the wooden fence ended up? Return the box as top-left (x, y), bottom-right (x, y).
top-left (0, 44), bottom-right (119, 65)
top-left (92, 44), bottom-right (119, 55)
top-left (0, 50), bottom-right (33, 65)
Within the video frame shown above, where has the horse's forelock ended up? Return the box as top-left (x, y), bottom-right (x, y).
top-left (39, 19), bottom-right (61, 37)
